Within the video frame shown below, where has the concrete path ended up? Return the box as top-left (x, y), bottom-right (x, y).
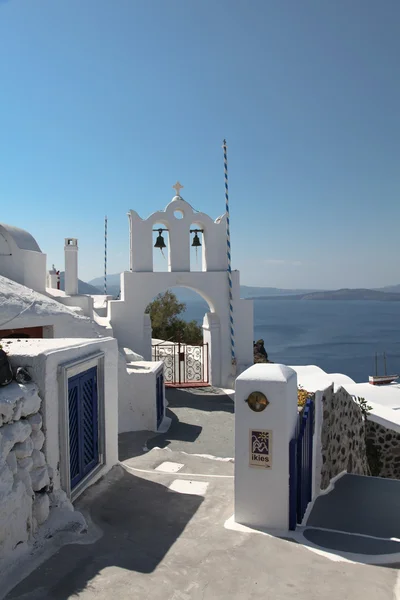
top-left (5, 388), bottom-right (400, 600)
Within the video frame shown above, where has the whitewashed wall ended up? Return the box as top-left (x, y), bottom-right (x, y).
top-left (128, 197), bottom-right (228, 273)
top-left (118, 353), bottom-right (164, 433)
top-left (7, 338), bottom-right (119, 499)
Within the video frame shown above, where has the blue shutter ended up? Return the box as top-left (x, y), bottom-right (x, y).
top-left (68, 367), bottom-right (99, 489)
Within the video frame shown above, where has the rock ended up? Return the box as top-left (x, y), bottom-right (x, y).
top-left (31, 430), bottom-right (45, 451)
top-left (0, 420), bottom-right (32, 460)
top-left (14, 437), bottom-right (34, 459)
top-left (0, 463), bottom-right (14, 496)
top-left (0, 382), bottom-right (27, 424)
top-left (32, 493), bottom-right (49, 526)
top-left (6, 450), bottom-right (17, 475)
top-left (28, 412), bottom-right (42, 432)
top-left (17, 456), bottom-right (33, 472)
top-left (253, 339), bottom-right (272, 364)
top-left (20, 384), bottom-right (42, 417)
top-left (12, 400), bottom-right (22, 422)
top-left (30, 466), bottom-right (50, 492)
top-left (15, 367), bottom-right (32, 384)
top-left (31, 449), bottom-right (46, 468)
top-left (16, 466), bottom-right (33, 498)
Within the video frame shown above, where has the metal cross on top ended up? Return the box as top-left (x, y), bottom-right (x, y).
top-left (172, 181), bottom-right (184, 196)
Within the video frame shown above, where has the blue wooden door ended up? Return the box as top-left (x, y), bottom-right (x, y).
top-left (68, 367), bottom-right (99, 490)
top-left (289, 398), bottom-right (314, 530)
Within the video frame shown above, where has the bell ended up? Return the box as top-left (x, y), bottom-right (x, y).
top-left (154, 230), bottom-right (166, 249)
top-left (191, 232), bottom-right (202, 248)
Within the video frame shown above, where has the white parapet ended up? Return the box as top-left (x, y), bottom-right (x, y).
top-left (234, 363), bottom-right (298, 531)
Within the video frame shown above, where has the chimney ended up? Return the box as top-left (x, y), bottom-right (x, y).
top-left (47, 264), bottom-right (58, 289)
top-left (64, 238), bottom-right (78, 295)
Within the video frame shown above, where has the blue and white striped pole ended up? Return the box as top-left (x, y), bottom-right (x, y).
top-left (223, 139), bottom-right (236, 369)
top-left (104, 215), bottom-right (108, 295)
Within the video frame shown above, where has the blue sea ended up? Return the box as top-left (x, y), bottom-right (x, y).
top-left (183, 299), bottom-right (400, 383)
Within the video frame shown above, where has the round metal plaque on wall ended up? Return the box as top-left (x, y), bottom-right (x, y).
top-left (246, 391), bottom-right (269, 412)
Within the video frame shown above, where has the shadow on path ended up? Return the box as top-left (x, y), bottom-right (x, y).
top-left (146, 408), bottom-right (202, 451)
top-left (166, 388), bottom-right (234, 414)
top-left (6, 466), bottom-right (203, 600)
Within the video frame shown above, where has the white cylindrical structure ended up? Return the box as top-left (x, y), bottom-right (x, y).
top-left (64, 238), bottom-right (78, 296)
top-left (234, 364), bottom-right (298, 531)
top-left (47, 265), bottom-right (58, 289)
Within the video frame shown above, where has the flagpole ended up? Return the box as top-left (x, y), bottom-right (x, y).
top-left (223, 139), bottom-right (236, 370)
top-left (104, 215), bottom-right (108, 295)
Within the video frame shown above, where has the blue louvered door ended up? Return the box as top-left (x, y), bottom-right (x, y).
top-left (68, 367), bottom-right (99, 490)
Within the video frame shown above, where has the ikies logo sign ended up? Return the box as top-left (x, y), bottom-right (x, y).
top-left (249, 429), bottom-right (272, 468)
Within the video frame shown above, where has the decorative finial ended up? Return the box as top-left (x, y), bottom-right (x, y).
top-left (172, 181), bottom-right (183, 196)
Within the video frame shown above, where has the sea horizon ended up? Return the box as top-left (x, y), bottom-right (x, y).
top-left (182, 298), bottom-right (400, 383)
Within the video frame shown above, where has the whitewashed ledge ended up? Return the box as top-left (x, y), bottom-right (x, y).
top-left (0, 382), bottom-right (41, 427)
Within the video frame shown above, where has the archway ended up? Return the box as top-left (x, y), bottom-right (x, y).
top-left (144, 286), bottom-right (219, 387)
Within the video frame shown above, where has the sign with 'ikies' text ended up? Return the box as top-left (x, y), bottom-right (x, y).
top-left (249, 429), bottom-right (272, 468)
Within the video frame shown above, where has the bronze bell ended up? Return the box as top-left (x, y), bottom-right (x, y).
top-left (154, 229), bottom-right (166, 249)
top-left (191, 232), bottom-right (202, 247)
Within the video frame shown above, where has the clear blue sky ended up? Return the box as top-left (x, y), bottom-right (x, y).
top-left (1, 0), bottom-right (399, 289)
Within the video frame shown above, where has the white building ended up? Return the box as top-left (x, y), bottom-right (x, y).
top-left (0, 221), bottom-right (164, 563)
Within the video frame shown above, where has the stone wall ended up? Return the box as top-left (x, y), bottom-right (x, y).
top-left (0, 380), bottom-right (70, 560)
top-left (320, 386), bottom-right (369, 489)
top-left (365, 420), bottom-right (400, 479)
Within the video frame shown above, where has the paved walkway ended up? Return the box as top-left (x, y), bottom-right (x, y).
top-left (4, 388), bottom-right (400, 600)
top-left (305, 474), bottom-right (400, 556)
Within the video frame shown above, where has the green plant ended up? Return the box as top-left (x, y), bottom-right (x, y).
top-left (353, 396), bottom-right (373, 420)
top-left (145, 290), bottom-right (203, 345)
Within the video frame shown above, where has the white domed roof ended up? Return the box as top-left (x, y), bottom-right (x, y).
top-left (0, 223), bottom-right (42, 252)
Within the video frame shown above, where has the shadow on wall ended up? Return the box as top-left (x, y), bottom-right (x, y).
top-left (5, 466), bottom-right (203, 600)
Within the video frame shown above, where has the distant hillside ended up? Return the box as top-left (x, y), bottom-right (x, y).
top-left (59, 272), bottom-right (102, 295)
top-left (251, 288), bottom-right (400, 301)
top-left (240, 285), bottom-right (319, 298)
top-left (88, 274), bottom-right (400, 302)
top-left (88, 275), bottom-right (321, 301)
top-left (376, 284), bottom-right (400, 294)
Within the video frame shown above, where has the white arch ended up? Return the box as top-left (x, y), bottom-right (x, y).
top-left (143, 284), bottom-right (216, 314)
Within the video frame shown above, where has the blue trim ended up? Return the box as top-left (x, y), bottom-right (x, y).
top-left (288, 399), bottom-right (314, 530)
top-left (156, 372), bottom-right (164, 429)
